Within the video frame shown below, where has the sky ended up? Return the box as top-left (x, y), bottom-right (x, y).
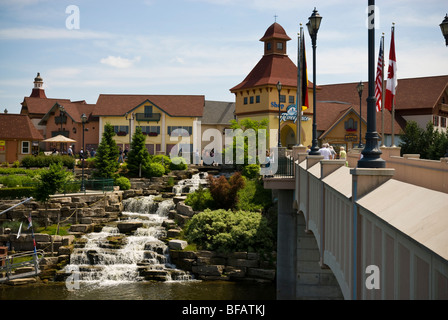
top-left (0, 0), bottom-right (447, 114)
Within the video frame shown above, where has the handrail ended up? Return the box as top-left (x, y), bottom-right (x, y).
top-left (0, 197), bottom-right (33, 216)
top-left (0, 250), bottom-right (45, 282)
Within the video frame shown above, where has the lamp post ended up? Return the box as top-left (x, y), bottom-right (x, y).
top-left (81, 113), bottom-right (87, 192)
top-left (307, 7), bottom-right (322, 156)
top-left (357, 81), bottom-right (364, 148)
top-left (58, 105), bottom-right (65, 153)
top-left (440, 14), bottom-right (448, 46)
top-left (277, 81), bottom-right (282, 148)
top-left (358, 0), bottom-right (385, 168)
top-left (125, 112), bottom-right (134, 147)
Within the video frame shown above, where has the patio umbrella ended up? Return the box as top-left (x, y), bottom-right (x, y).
top-left (43, 135), bottom-right (76, 143)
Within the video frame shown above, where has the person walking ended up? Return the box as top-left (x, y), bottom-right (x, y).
top-left (319, 143), bottom-right (332, 160)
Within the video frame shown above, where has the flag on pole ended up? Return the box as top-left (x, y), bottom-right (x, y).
top-left (375, 37), bottom-right (384, 112)
top-left (301, 36), bottom-right (309, 111)
top-left (385, 25), bottom-right (397, 112)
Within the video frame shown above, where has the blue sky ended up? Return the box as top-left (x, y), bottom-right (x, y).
top-left (0, 0), bottom-right (447, 114)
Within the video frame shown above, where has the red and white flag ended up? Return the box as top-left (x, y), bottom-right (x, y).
top-left (385, 26), bottom-right (397, 112)
top-left (374, 37), bottom-right (384, 112)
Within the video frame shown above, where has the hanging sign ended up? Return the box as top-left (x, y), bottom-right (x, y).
top-left (277, 105), bottom-right (309, 123)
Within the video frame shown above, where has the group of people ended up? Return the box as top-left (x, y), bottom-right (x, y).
top-left (307, 143), bottom-right (347, 161)
top-left (67, 145), bottom-right (96, 159)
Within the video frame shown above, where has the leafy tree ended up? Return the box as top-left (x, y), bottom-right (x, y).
top-left (126, 126), bottom-right (151, 177)
top-left (34, 162), bottom-right (70, 203)
top-left (94, 123), bottom-right (120, 178)
top-left (399, 121), bottom-right (448, 160)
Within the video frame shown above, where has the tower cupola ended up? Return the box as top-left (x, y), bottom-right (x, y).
top-left (260, 22), bottom-right (291, 56)
top-left (30, 72), bottom-right (47, 98)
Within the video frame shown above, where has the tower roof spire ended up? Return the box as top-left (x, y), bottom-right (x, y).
top-left (30, 72), bottom-right (47, 98)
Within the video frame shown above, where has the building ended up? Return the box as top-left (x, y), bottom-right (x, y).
top-left (199, 100), bottom-right (235, 151)
top-left (0, 113), bottom-right (44, 163)
top-left (93, 94), bottom-right (204, 155)
top-left (230, 22), bottom-right (315, 149)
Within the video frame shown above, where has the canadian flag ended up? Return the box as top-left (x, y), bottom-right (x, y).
top-left (385, 26), bottom-right (397, 112)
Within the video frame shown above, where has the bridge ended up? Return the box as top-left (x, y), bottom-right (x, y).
top-left (265, 146), bottom-right (448, 300)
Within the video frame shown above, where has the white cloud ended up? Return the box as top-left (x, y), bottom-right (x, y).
top-left (100, 56), bottom-right (141, 69)
top-left (0, 27), bottom-right (113, 40)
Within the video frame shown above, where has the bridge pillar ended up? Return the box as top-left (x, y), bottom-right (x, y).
top-left (276, 189), bottom-right (296, 300)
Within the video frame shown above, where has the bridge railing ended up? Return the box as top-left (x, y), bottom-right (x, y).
top-left (0, 250), bottom-right (45, 282)
top-left (294, 154), bottom-right (448, 300)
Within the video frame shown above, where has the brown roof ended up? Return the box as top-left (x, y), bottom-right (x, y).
top-left (260, 22), bottom-right (292, 41)
top-left (230, 54), bottom-right (310, 91)
top-left (39, 101), bottom-right (97, 125)
top-left (21, 97), bottom-right (72, 116)
top-left (93, 94), bottom-right (204, 117)
top-left (0, 114), bottom-right (44, 140)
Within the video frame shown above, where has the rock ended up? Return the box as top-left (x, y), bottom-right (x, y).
top-left (192, 265), bottom-right (225, 276)
top-left (69, 224), bottom-right (94, 234)
top-left (176, 202), bottom-right (194, 217)
top-left (246, 268), bottom-right (276, 280)
top-left (168, 239), bottom-right (188, 250)
top-left (167, 229), bottom-right (181, 238)
top-left (116, 221), bottom-right (143, 234)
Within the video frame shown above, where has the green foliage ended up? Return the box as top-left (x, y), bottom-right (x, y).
top-left (21, 155), bottom-right (75, 169)
top-left (236, 178), bottom-right (272, 212)
top-left (94, 123), bottom-right (120, 179)
top-left (242, 164), bottom-right (260, 179)
top-left (169, 157), bottom-right (188, 170)
top-left (399, 121), bottom-right (448, 160)
top-left (126, 126), bottom-right (151, 177)
top-left (185, 186), bottom-right (215, 211)
top-left (184, 209), bottom-right (274, 253)
top-left (114, 176), bottom-right (131, 190)
top-left (0, 168), bottom-right (44, 176)
top-left (0, 174), bottom-right (35, 187)
top-left (152, 155), bottom-right (172, 173)
top-left (144, 162), bottom-right (165, 177)
top-left (0, 187), bottom-right (35, 199)
top-left (207, 172), bottom-right (245, 210)
top-left (34, 162), bottom-right (71, 203)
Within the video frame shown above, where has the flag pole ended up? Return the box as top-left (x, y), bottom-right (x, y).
top-left (380, 33), bottom-right (385, 147)
top-left (296, 24), bottom-right (304, 146)
top-left (390, 23), bottom-right (396, 147)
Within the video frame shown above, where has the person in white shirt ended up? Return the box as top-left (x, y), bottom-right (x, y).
top-left (319, 143), bottom-right (332, 160)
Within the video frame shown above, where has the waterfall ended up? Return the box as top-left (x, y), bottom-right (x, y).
top-left (173, 172), bottom-right (209, 195)
top-left (65, 195), bottom-right (192, 286)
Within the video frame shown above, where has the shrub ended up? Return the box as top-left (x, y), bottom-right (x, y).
top-left (34, 162), bottom-right (71, 203)
top-left (144, 162), bottom-right (165, 177)
top-left (207, 172), bottom-right (245, 210)
top-left (242, 164), bottom-right (260, 179)
top-left (20, 155), bottom-right (75, 169)
top-left (114, 176), bottom-right (131, 190)
top-left (185, 186), bottom-right (215, 211)
top-left (152, 155), bottom-right (172, 173)
top-left (126, 126), bottom-right (151, 177)
top-left (0, 175), bottom-right (35, 188)
top-left (184, 209), bottom-right (274, 253)
top-left (94, 123), bottom-right (120, 179)
top-left (169, 157), bottom-right (188, 171)
top-left (236, 179), bottom-right (272, 212)
top-left (0, 187), bottom-right (35, 199)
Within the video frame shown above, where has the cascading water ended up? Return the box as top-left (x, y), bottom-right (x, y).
top-left (173, 172), bottom-right (208, 195)
top-left (65, 196), bottom-right (192, 286)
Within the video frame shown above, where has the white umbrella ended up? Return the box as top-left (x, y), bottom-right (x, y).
top-left (43, 135), bottom-right (76, 143)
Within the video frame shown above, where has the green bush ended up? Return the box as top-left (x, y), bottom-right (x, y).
top-left (0, 187), bottom-right (35, 199)
top-left (185, 186), bottom-right (215, 211)
top-left (144, 162), bottom-right (165, 177)
top-left (236, 178), bottom-right (272, 212)
top-left (184, 209), bottom-right (274, 253)
top-left (114, 176), bottom-right (131, 190)
top-left (0, 175), bottom-right (35, 188)
top-left (242, 164), bottom-right (260, 179)
top-left (20, 155), bottom-right (75, 169)
top-left (169, 157), bottom-right (188, 171)
top-left (152, 155), bottom-right (172, 173)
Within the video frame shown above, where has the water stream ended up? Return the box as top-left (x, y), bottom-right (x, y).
top-left (64, 172), bottom-right (209, 286)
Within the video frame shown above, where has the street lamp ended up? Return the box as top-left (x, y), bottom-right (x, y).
top-left (277, 81), bottom-right (282, 148)
top-left (440, 14), bottom-right (448, 46)
top-left (357, 0), bottom-right (385, 168)
top-left (125, 112), bottom-right (134, 147)
top-left (357, 81), bottom-right (364, 148)
top-left (307, 7), bottom-right (322, 156)
top-left (58, 105), bottom-right (65, 153)
top-left (81, 113), bottom-right (87, 192)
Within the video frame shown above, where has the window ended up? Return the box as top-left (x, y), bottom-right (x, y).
top-left (266, 42), bottom-right (272, 51)
top-left (168, 126), bottom-right (192, 136)
top-left (433, 115), bottom-right (439, 126)
top-left (277, 42), bottom-right (283, 50)
top-left (144, 105), bottom-right (153, 117)
top-left (244, 97), bottom-right (248, 105)
top-left (441, 117), bottom-right (447, 128)
top-left (140, 126), bottom-right (160, 135)
top-left (289, 96), bottom-right (295, 104)
top-left (21, 141), bottom-right (30, 154)
top-left (280, 95), bottom-right (286, 103)
top-left (112, 125), bottom-right (129, 135)
top-left (256, 95), bottom-right (260, 103)
top-left (345, 118), bottom-right (358, 131)
top-left (250, 96), bottom-right (254, 104)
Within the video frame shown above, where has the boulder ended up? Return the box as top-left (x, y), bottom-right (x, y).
top-left (117, 222), bottom-right (143, 234)
top-left (168, 239), bottom-right (188, 250)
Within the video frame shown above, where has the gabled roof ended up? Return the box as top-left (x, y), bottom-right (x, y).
top-left (93, 94), bottom-right (204, 117)
top-left (230, 54), bottom-right (312, 91)
top-left (202, 101), bottom-right (235, 125)
top-left (38, 101), bottom-right (97, 126)
top-left (21, 97), bottom-right (73, 116)
top-left (0, 114), bottom-right (44, 140)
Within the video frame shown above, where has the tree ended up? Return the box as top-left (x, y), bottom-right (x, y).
top-left (207, 172), bottom-right (245, 210)
top-left (94, 123), bottom-right (120, 178)
top-left (126, 126), bottom-right (151, 177)
top-left (34, 162), bottom-right (70, 203)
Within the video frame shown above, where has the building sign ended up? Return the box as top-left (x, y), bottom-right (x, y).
top-left (275, 105), bottom-right (310, 124)
top-left (345, 133), bottom-right (358, 142)
top-left (0, 140), bottom-right (5, 152)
